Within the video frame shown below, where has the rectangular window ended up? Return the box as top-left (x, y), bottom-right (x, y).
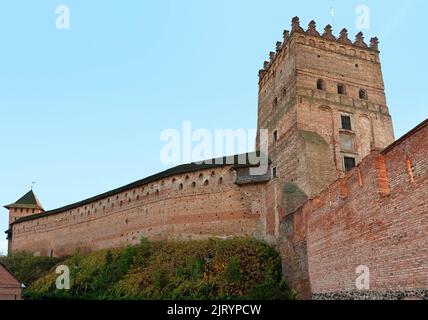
top-left (344, 157), bottom-right (356, 172)
top-left (341, 115), bottom-right (352, 130)
top-left (272, 167), bottom-right (278, 179)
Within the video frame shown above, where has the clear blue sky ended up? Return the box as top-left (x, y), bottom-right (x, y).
top-left (1, 0), bottom-right (427, 254)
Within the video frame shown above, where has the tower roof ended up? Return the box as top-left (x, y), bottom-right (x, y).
top-left (4, 190), bottom-right (44, 210)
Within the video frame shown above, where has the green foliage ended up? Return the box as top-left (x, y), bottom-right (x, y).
top-left (226, 256), bottom-right (241, 282)
top-left (244, 281), bottom-right (298, 300)
top-left (23, 238), bottom-right (295, 300)
top-left (0, 252), bottom-right (65, 286)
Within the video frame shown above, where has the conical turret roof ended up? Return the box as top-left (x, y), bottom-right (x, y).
top-left (4, 190), bottom-right (44, 210)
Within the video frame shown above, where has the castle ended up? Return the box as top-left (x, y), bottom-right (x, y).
top-left (4, 17), bottom-right (428, 299)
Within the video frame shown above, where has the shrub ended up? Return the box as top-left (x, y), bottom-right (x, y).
top-left (25, 238), bottom-right (295, 300)
top-left (0, 252), bottom-right (65, 286)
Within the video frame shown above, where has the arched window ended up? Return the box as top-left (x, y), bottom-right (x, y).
top-left (337, 84), bottom-right (346, 95)
top-left (359, 89), bottom-right (368, 100)
top-left (317, 79), bottom-right (325, 90)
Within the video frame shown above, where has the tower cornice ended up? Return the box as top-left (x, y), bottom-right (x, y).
top-left (258, 17), bottom-right (381, 85)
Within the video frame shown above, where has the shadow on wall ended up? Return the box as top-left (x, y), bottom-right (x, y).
top-left (283, 182), bottom-right (308, 215)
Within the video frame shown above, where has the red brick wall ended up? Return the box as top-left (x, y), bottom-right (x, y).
top-left (0, 265), bottom-right (22, 300)
top-left (10, 166), bottom-right (267, 256)
top-left (279, 120), bottom-right (428, 298)
top-left (9, 208), bottom-right (44, 226)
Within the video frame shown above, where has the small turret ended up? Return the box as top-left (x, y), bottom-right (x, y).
top-left (354, 32), bottom-right (368, 48)
top-left (338, 28), bottom-right (352, 45)
top-left (306, 20), bottom-right (320, 37)
top-left (291, 16), bottom-right (304, 33)
top-left (4, 190), bottom-right (44, 225)
top-left (322, 24), bottom-right (336, 41)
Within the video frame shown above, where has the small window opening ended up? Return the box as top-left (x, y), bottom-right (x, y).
top-left (344, 157), bottom-right (356, 172)
top-left (282, 88), bottom-right (287, 97)
top-left (273, 130), bottom-right (278, 143)
top-left (341, 115), bottom-right (352, 130)
top-left (359, 89), bottom-right (368, 100)
top-left (272, 167), bottom-right (278, 179)
top-left (273, 97), bottom-right (278, 108)
top-left (317, 79), bottom-right (325, 91)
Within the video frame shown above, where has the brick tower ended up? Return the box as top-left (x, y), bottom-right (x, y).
top-left (4, 190), bottom-right (44, 253)
top-left (4, 190), bottom-right (44, 226)
top-left (257, 17), bottom-right (395, 238)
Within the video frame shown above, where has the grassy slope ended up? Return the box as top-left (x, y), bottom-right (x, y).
top-left (2, 238), bottom-right (296, 300)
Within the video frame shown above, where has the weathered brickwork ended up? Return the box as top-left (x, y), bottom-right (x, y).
top-left (9, 166), bottom-right (267, 256)
top-left (4, 17), bottom-right (427, 299)
top-left (0, 263), bottom-right (22, 300)
top-left (280, 120), bottom-right (428, 299)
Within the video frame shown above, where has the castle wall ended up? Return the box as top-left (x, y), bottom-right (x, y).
top-left (10, 166), bottom-right (267, 257)
top-left (6, 17), bottom-right (427, 300)
top-left (279, 120), bottom-right (428, 299)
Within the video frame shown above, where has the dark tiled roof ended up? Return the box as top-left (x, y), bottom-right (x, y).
top-left (10, 152), bottom-right (268, 225)
top-left (4, 190), bottom-right (44, 210)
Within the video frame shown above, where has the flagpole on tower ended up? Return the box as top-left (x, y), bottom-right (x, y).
top-left (330, 6), bottom-right (335, 31)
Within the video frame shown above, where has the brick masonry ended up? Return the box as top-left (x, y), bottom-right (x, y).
top-left (279, 120), bottom-right (428, 299)
top-left (0, 263), bottom-right (23, 300)
top-left (9, 166), bottom-right (267, 257)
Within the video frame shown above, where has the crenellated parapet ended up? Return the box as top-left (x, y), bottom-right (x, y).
top-left (259, 17), bottom-right (381, 83)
